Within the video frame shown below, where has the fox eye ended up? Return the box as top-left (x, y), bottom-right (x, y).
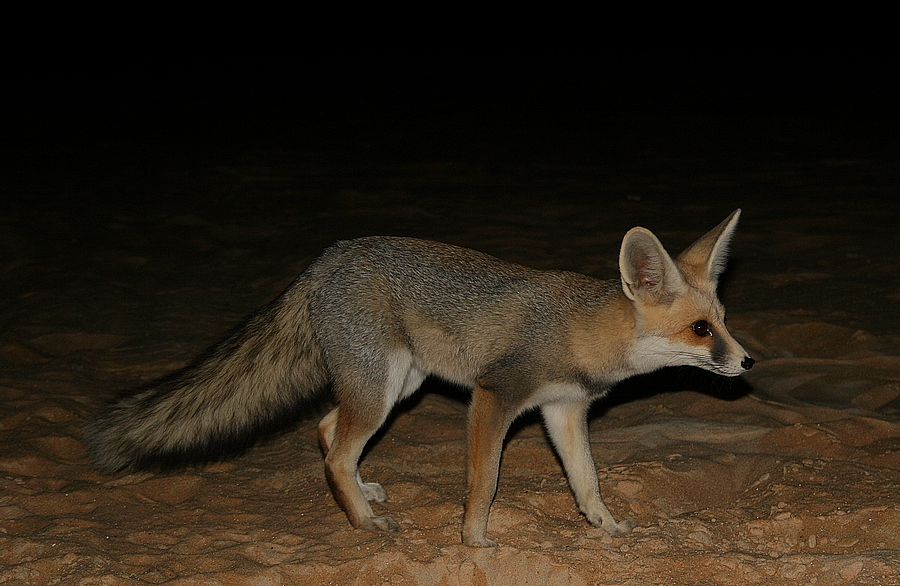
top-left (691, 320), bottom-right (712, 337)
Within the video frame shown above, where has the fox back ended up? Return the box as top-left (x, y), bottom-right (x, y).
top-left (305, 237), bottom-right (623, 398)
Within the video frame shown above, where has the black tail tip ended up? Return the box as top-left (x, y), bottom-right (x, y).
top-left (741, 356), bottom-right (755, 370)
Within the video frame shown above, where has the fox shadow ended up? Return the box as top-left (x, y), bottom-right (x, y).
top-left (591, 365), bottom-right (754, 418)
top-left (378, 365), bottom-right (754, 451)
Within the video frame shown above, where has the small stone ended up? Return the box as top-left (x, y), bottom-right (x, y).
top-left (840, 561), bottom-right (864, 581)
top-left (616, 481), bottom-right (643, 498)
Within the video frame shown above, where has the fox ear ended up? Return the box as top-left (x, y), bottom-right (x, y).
top-left (619, 227), bottom-right (687, 303)
top-left (677, 209), bottom-right (741, 286)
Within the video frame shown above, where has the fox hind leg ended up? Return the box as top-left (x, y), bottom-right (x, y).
top-left (541, 400), bottom-right (635, 536)
top-left (320, 402), bottom-right (399, 532)
top-left (319, 353), bottom-right (426, 532)
top-left (318, 407), bottom-right (387, 503)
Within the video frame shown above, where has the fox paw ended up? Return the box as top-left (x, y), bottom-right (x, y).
top-left (367, 515), bottom-right (400, 532)
top-left (602, 518), bottom-right (636, 537)
top-left (463, 535), bottom-right (499, 548)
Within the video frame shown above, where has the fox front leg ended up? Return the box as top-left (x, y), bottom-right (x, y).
top-left (462, 384), bottom-right (515, 547)
top-left (541, 400), bottom-right (636, 536)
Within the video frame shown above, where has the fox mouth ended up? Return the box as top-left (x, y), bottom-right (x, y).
top-left (711, 366), bottom-right (747, 377)
top-left (707, 356), bottom-right (754, 377)
top-left (670, 348), bottom-right (752, 377)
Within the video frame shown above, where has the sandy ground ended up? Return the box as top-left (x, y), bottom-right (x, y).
top-left (2, 57), bottom-right (899, 584)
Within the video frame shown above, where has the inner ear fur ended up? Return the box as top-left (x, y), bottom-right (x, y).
top-left (676, 209), bottom-right (741, 286)
top-left (619, 227), bottom-right (687, 303)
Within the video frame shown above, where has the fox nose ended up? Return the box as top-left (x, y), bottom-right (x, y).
top-left (741, 356), bottom-right (755, 370)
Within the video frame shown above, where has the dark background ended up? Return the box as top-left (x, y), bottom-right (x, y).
top-left (5, 51), bottom-right (898, 173)
top-left (3, 51), bottom-right (899, 339)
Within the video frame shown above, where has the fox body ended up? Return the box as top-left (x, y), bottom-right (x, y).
top-left (85, 210), bottom-right (754, 546)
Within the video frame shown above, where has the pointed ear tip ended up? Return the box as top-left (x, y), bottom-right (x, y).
top-left (622, 226), bottom-right (661, 246)
top-left (623, 226), bottom-right (650, 237)
top-left (620, 227), bottom-right (645, 250)
top-left (718, 209), bottom-right (741, 233)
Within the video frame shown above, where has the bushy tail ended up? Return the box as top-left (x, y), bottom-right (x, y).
top-left (84, 278), bottom-right (329, 472)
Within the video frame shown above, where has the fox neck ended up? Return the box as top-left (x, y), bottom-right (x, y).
top-left (568, 290), bottom-right (647, 386)
top-left (570, 287), bottom-right (709, 387)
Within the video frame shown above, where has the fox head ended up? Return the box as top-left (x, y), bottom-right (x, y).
top-left (618, 209), bottom-right (754, 377)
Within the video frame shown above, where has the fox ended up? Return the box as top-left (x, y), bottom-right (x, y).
top-left (84, 209), bottom-right (754, 547)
